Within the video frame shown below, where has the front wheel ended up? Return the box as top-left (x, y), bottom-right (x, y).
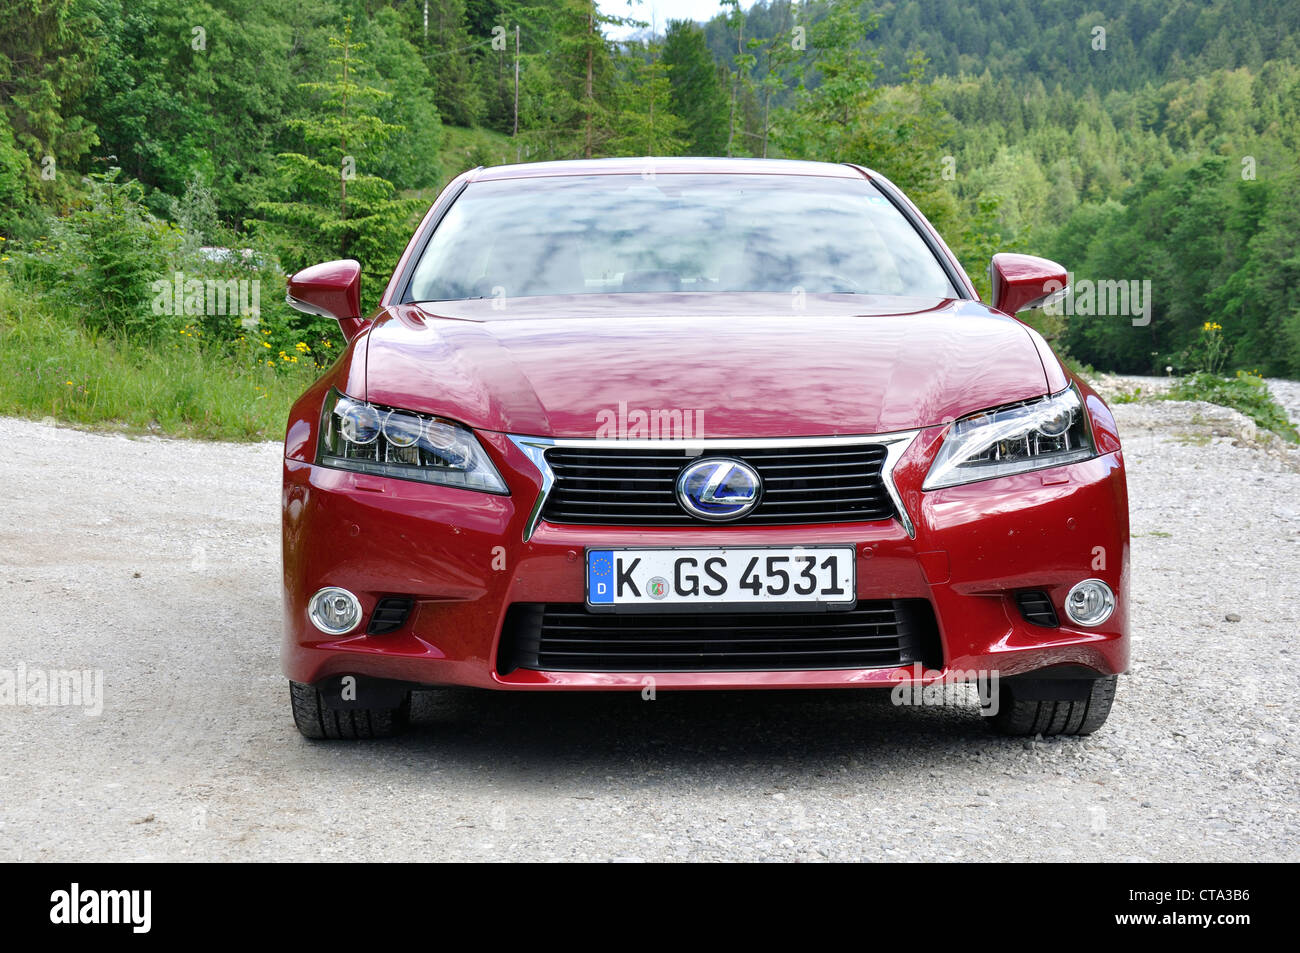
top-left (289, 680), bottom-right (411, 739)
top-left (987, 675), bottom-right (1117, 736)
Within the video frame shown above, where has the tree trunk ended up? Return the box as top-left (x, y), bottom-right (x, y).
top-left (585, 13), bottom-right (594, 159)
top-left (340, 32), bottom-right (349, 225)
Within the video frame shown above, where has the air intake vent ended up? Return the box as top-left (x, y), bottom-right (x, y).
top-left (497, 600), bottom-right (942, 674)
top-left (367, 597), bottom-right (415, 635)
top-left (1015, 591), bottom-right (1059, 628)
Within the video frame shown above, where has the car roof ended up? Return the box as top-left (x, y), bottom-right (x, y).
top-left (468, 156), bottom-right (870, 182)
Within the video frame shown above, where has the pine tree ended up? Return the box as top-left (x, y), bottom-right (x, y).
top-left (252, 18), bottom-right (423, 306)
top-left (719, 0), bottom-right (754, 156)
top-left (523, 0), bottom-right (624, 159)
top-left (403, 0), bottom-right (482, 127)
top-left (0, 0), bottom-right (102, 215)
top-left (661, 19), bottom-right (727, 155)
top-left (609, 42), bottom-right (687, 157)
top-left (769, 0), bottom-right (882, 162)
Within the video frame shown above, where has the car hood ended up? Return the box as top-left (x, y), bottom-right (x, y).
top-left (363, 293), bottom-right (1052, 438)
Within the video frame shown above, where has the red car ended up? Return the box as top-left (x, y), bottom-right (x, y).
top-left (282, 158), bottom-right (1128, 740)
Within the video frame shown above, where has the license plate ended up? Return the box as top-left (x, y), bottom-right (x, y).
top-left (586, 547), bottom-right (856, 608)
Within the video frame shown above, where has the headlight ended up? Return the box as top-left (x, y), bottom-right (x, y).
top-left (923, 385), bottom-right (1095, 490)
top-left (318, 389), bottom-right (508, 493)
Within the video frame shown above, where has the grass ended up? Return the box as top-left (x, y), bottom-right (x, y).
top-left (1164, 371), bottom-right (1299, 443)
top-left (0, 277), bottom-right (320, 441)
top-left (400, 127), bottom-right (519, 205)
top-left (439, 125), bottom-right (517, 171)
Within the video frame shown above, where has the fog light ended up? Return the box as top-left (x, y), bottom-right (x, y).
top-left (1064, 579), bottom-right (1115, 627)
top-left (309, 587), bottom-right (362, 634)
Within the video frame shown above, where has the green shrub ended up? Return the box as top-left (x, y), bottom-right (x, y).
top-left (1061, 354), bottom-right (1096, 380)
top-left (1165, 371), bottom-right (1298, 442)
top-left (9, 173), bottom-right (179, 340)
top-left (6, 170), bottom-right (342, 369)
top-left (0, 114), bottom-right (28, 231)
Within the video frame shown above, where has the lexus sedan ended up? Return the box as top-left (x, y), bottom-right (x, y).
top-left (282, 157), bottom-right (1128, 740)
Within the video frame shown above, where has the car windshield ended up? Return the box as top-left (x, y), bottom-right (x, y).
top-left (406, 173), bottom-right (956, 304)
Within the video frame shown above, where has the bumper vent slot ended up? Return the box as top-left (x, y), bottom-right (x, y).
top-left (1015, 590), bottom-right (1059, 628)
top-left (498, 599), bottom-right (941, 674)
top-left (542, 443), bottom-right (895, 526)
top-left (367, 597), bottom-right (415, 635)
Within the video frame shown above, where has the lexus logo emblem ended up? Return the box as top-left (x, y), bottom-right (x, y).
top-left (675, 458), bottom-right (762, 521)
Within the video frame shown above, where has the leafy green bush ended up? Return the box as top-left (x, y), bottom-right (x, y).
top-left (6, 169), bottom-right (342, 375)
top-left (1061, 354), bottom-right (1096, 380)
top-left (1165, 371), bottom-right (1298, 442)
top-left (64, 173), bottom-right (181, 338)
top-left (0, 167), bottom-right (344, 438)
top-left (0, 114), bottom-right (29, 229)
top-left (10, 172), bottom-right (182, 340)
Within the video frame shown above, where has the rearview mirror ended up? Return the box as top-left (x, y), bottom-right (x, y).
top-left (286, 259), bottom-right (368, 341)
top-left (988, 253), bottom-right (1068, 316)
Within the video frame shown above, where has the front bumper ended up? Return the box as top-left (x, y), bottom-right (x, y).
top-left (282, 426), bottom-right (1130, 691)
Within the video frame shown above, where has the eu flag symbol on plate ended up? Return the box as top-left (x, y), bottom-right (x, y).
top-left (587, 550), bottom-right (614, 604)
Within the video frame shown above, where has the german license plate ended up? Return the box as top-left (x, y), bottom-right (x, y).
top-left (586, 547), bottom-right (855, 608)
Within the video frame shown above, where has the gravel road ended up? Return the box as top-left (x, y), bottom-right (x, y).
top-left (2, 385), bottom-right (1298, 862)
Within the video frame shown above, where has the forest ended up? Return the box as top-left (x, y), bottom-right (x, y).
top-left (3, 0), bottom-right (1300, 437)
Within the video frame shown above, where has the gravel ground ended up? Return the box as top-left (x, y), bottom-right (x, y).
top-left (1, 386), bottom-right (1298, 862)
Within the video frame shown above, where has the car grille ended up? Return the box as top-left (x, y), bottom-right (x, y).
top-left (497, 600), bottom-right (941, 673)
top-left (541, 444), bottom-right (895, 526)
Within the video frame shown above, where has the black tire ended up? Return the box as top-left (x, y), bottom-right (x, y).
top-left (289, 680), bottom-right (411, 740)
top-left (987, 675), bottom-right (1117, 737)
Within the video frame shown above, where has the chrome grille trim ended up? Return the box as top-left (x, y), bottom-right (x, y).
top-left (508, 432), bottom-right (919, 540)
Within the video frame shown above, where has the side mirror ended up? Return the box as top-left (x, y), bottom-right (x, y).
top-left (286, 259), bottom-right (368, 341)
top-left (988, 253), bottom-right (1068, 316)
